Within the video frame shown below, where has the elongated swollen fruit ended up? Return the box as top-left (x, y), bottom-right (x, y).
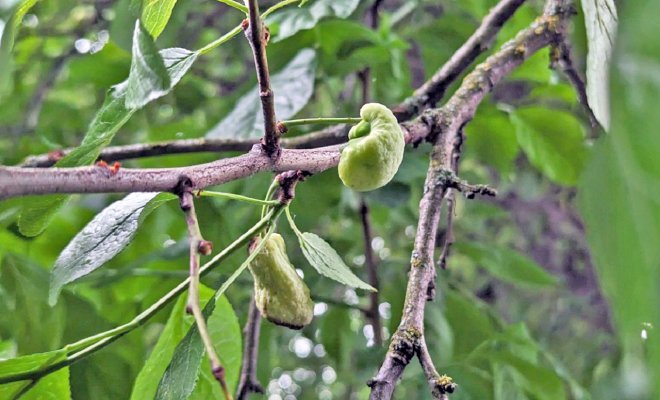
top-left (248, 234), bottom-right (314, 329)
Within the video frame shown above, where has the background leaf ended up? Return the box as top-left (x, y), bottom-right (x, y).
top-left (510, 106), bottom-right (588, 186)
top-left (267, 0), bottom-right (360, 42)
top-left (455, 242), bottom-right (558, 288)
top-left (142, 0), bottom-right (179, 39)
top-left (206, 48), bottom-right (317, 139)
top-left (0, 0), bottom-right (39, 98)
top-left (155, 290), bottom-right (241, 400)
top-left (581, 0), bottom-right (617, 130)
top-left (131, 292), bottom-right (198, 399)
top-left (578, 0), bottom-right (660, 393)
top-left (0, 351), bottom-right (70, 400)
top-left (48, 192), bottom-right (175, 305)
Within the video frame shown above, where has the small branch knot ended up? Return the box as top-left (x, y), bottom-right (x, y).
top-left (197, 240), bottom-right (213, 256)
top-left (433, 374), bottom-right (457, 396)
top-left (276, 121), bottom-right (288, 135)
top-left (388, 327), bottom-right (422, 365)
top-left (212, 365), bottom-right (226, 382)
top-left (175, 176), bottom-right (194, 210)
top-left (276, 170), bottom-right (311, 204)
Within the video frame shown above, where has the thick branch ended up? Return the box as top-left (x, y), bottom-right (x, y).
top-left (244, 0), bottom-right (279, 159)
top-left (368, 1), bottom-right (572, 398)
top-left (393, 0), bottom-right (527, 120)
top-left (1, 118), bottom-right (433, 199)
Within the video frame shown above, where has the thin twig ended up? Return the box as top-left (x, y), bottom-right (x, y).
top-left (20, 126), bottom-right (350, 168)
top-left (551, 38), bottom-right (603, 136)
top-left (368, 1), bottom-right (572, 398)
top-left (418, 336), bottom-right (456, 399)
top-left (178, 180), bottom-right (232, 400)
top-left (393, 0), bottom-right (527, 120)
top-left (236, 298), bottom-right (265, 400)
top-left (21, 47), bottom-right (77, 134)
top-left (244, 0), bottom-right (280, 159)
top-left (359, 199), bottom-right (382, 346)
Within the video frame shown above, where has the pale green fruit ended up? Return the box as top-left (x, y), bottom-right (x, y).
top-left (338, 103), bottom-right (405, 192)
top-left (249, 234), bottom-right (314, 329)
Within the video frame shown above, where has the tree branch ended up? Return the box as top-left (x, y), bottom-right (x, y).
top-left (236, 297), bottom-right (264, 400)
top-left (393, 0), bottom-right (527, 120)
top-left (368, 1), bottom-right (572, 398)
top-left (20, 0), bottom-right (526, 168)
top-left (360, 199), bottom-right (383, 346)
top-left (418, 335), bottom-right (456, 399)
top-left (244, 0), bottom-right (280, 159)
top-left (178, 182), bottom-right (232, 400)
top-left (1, 117), bottom-right (436, 199)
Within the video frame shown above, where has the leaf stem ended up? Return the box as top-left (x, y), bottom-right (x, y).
top-left (260, 178), bottom-right (280, 220)
top-left (198, 25), bottom-right (243, 55)
top-left (216, 0), bottom-right (248, 14)
top-left (200, 190), bottom-right (280, 206)
top-left (284, 206), bottom-right (303, 236)
top-left (262, 0), bottom-right (300, 18)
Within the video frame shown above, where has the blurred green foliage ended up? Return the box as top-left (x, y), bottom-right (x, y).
top-left (0, 0), bottom-right (657, 399)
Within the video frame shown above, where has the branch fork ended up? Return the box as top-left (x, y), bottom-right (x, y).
top-left (243, 0), bottom-right (280, 160)
top-left (435, 169), bottom-right (497, 199)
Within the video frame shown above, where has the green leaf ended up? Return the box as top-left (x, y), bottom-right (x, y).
top-left (267, 0), bottom-right (360, 42)
top-left (319, 308), bottom-right (354, 373)
top-left (579, 0), bottom-right (660, 393)
top-left (155, 291), bottom-right (241, 400)
top-left (443, 290), bottom-right (496, 357)
top-left (0, 350), bottom-right (70, 400)
top-left (48, 192), bottom-right (176, 305)
top-left (466, 105), bottom-right (519, 173)
top-left (441, 365), bottom-right (493, 400)
top-left (130, 294), bottom-right (194, 399)
top-left (510, 106), bottom-right (588, 186)
top-left (581, 0), bottom-right (618, 130)
top-left (206, 48), bottom-right (316, 139)
top-left (455, 242), bottom-right (558, 288)
top-left (125, 20), bottom-right (171, 109)
top-left (487, 351), bottom-right (566, 400)
top-left (0, 0), bottom-right (40, 99)
top-left (296, 232), bottom-right (375, 291)
top-left (0, 257), bottom-right (67, 353)
top-left (18, 47), bottom-right (197, 237)
top-left (142, 0), bottom-right (179, 38)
